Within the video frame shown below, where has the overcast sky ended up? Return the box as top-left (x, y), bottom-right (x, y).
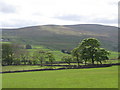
top-left (0, 0), bottom-right (119, 28)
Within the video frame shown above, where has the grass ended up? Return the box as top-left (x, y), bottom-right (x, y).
top-left (2, 59), bottom-right (119, 72)
top-left (109, 51), bottom-right (118, 59)
top-left (0, 41), bottom-right (11, 44)
top-left (27, 45), bottom-right (68, 61)
top-left (2, 65), bottom-right (45, 72)
top-left (27, 45), bottom-right (119, 61)
top-left (2, 66), bottom-right (118, 88)
top-left (2, 65), bottom-right (62, 72)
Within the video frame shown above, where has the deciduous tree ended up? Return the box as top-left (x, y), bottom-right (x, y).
top-left (33, 50), bottom-right (46, 66)
top-left (79, 38), bottom-right (100, 65)
top-left (46, 52), bottom-right (55, 66)
top-left (61, 55), bottom-right (72, 66)
top-left (71, 47), bottom-right (82, 66)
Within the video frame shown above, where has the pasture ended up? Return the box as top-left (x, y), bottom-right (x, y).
top-left (1, 41), bottom-right (119, 88)
top-left (27, 45), bottom-right (119, 61)
top-left (2, 65), bottom-right (62, 72)
top-left (2, 66), bottom-right (118, 88)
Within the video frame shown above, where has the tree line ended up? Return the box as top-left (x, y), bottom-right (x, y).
top-left (2, 38), bottom-right (110, 66)
top-left (2, 44), bottom-right (55, 66)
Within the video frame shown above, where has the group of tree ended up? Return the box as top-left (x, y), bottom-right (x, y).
top-left (62, 38), bottom-right (110, 66)
top-left (2, 38), bottom-right (110, 67)
top-left (2, 44), bottom-right (55, 66)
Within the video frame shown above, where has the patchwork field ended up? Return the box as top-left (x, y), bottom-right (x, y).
top-left (2, 66), bottom-right (118, 88)
top-left (21, 44), bottom-right (120, 61)
top-left (1, 40), bottom-right (119, 88)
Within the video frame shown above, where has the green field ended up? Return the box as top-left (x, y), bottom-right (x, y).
top-left (109, 51), bottom-right (118, 59)
top-left (2, 65), bottom-right (63, 72)
top-left (25, 45), bottom-right (71, 61)
top-left (26, 45), bottom-right (119, 61)
top-left (2, 66), bottom-right (118, 88)
top-left (1, 42), bottom-right (119, 88)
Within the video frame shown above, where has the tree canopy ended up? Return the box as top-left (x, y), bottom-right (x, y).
top-left (72, 38), bottom-right (110, 65)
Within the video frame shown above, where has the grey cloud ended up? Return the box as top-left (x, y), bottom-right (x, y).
top-left (0, 1), bottom-right (16, 14)
top-left (92, 18), bottom-right (117, 24)
top-left (55, 14), bottom-right (117, 25)
top-left (1, 19), bottom-right (40, 28)
top-left (54, 14), bottom-right (86, 21)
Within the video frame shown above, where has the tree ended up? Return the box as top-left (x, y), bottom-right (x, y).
top-left (94, 48), bottom-right (110, 64)
top-left (12, 44), bottom-right (24, 65)
top-left (79, 38), bottom-right (100, 65)
top-left (80, 47), bottom-right (91, 65)
top-left (2, 44), bottom-right (14, 65)
top-left (118, 53), bottom-right (120, 59)
top-left (20, 50), bottom-right (29, 65)
top-left (33, 50), bottom-right (46, 66)
top-left (46, 52), bottom-right (55, 66)
top-left (32, 55), bottom-right (39, 65)
top-left (61, 55), bottom-right (72, 66)
top-left (72, 38), bottom-right (110, 65)
top-left (71, 47), bottom-right (82, 66)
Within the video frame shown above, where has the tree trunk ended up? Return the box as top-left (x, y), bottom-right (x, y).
top-left (99, 61), bottom-right (102, 64)
top-left (24, 61), bottom-right (26, 65)
top-left (51, 61), bottom-right (53, 66)
top-left (77, 61), bottom-right (80, 66)
top-left (85, 60), bottom-right (87, 65)
top-left (40, 60), bottom-right (43, 67)
top-left (77, 55), bottom-right (80, 67)
top-left (97, 61), bottom-right (98, 65)
top-left (91, 55), bottom-right (94, 65)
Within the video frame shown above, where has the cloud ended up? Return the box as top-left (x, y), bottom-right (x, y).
top-left (1, 19), bottom-right (38, 28)
top-left (92, 18), bottom-right (117, 24)
top-left (54, 15), bottom-right (86, 21)
top-left (0, 0), bottom-right (119, 28)
top-left (0, 1), bottom-right (16, 14)
top-left (55, 14), bottom-right (117, 26)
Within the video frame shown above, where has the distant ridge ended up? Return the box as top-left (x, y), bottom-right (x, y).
top-left (2, 24), bottom-right (118, 51)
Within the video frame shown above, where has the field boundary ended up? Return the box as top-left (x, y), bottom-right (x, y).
top-left (1, 63), bottom-right (120, 74)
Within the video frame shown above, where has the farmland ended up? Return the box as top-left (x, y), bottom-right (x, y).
top-left (1, 28), bottom-right (119, 88)
top-left (2, 66), bottom-right (118, 88)
top-left (1, 43), bottom-right (119, 72)
top-left (2, 43), bottom-right (119, 88)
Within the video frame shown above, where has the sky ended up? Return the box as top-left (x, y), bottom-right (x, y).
top-left (0, 0), bottom-right (119, 28)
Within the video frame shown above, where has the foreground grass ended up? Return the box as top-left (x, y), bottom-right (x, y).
top-left (2, 66), bottom-right (118, 88)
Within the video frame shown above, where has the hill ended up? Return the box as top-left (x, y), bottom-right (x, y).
top-left (2, 24), bottom-right (118, 51)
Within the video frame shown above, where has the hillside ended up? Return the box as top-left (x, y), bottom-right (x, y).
top-left (2, 24), bottom-right (118, 51)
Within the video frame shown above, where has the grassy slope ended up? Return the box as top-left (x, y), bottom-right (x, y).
top-left (2, 66), bottom-right (118, 88)
top-left (28, 45), bottom-right (119, 61)
top-left (28, 45), bottom-right (68, 61)
top-left (2, 24), bottom-right (118, 51)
